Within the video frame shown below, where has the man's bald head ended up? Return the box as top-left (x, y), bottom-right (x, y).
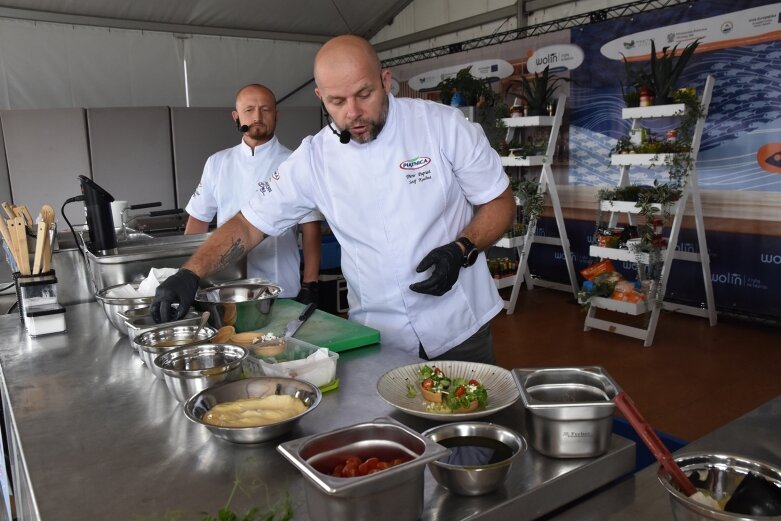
top-left (235, 84), bottom-right (276, 108)
top-left (314, 35), bottom-right (382, 87)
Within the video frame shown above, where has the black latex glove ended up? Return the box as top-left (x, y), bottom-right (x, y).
top-left (295, 281), bottom-right (320, 306)
top-left (409, 242), bottom-right (463, 296)
top-left (150, 268), bottom-right (200, 323)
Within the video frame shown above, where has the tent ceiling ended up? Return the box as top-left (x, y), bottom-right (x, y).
top-left (0, 0), bottom-right (413, 42)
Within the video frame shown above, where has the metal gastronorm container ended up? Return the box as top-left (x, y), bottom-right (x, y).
top-left (513, 366), bottom-right (622, 459)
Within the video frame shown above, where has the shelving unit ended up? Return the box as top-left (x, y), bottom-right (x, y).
top-left (494, 93), bottom-right (578, 314)
top-left (584, 75), bottom-right (717, 346)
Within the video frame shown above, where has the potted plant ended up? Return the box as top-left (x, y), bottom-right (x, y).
top-left (438, 66), bottom-right (490, 106)
top-left (505, 66), bottom-right (566, 116)
top-left (649, 39), bottom-right (700, 105)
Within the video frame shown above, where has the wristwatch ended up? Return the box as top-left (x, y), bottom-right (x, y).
top-left (455, 236), bottom-right (479, 267)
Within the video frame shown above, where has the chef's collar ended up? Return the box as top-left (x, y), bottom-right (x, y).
top-left (371, 93), bottom-right (396, 145)
top-left (240, 135), bottom-right (277, 157)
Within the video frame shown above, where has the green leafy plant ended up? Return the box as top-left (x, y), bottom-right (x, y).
top-left (516, 179), bottom-right (545, 227)
top-left (649, 39), bottom-right (700, 104)
top-left (438, 66), bottom-right (492, 106)
top-left (505, 66), bottom-right (567, 116)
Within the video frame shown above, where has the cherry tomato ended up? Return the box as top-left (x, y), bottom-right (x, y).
top-left (344, 456), bottom-right (362, 467)
top-left (367, 468), bottom-right (382, 474)
top-left (375, 461), bottom-right (390, 470)
top-left (332, 464), bottom-right (344, 477)
top-left (468, 379), bottom-right (480, 386)
top-left (341, 465), bottom-right (357, 478)
top-left (421, 378), bottom-right (434, 390)
top-left (390, 458), bottom-right (406, 467)
top-left (358, 457), bottom-right (379, 475)
top-left (454, 385), bottom-right (466, 397)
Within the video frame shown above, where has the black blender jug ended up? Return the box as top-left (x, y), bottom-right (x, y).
top-left (78, 175), bottom-right (117, 255)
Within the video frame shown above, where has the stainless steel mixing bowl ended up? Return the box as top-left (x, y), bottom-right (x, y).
top-left (194, 280), bottom-right (281, 332)
top-left (95, 282), bottom-right (155, 334)
top-left (659, 452), bottom-right (781, 520)
top-left (120, 307), bottom-right (201, 351)
top-left (183, 376), bottom-right (321, 443)
top-left (422, 421), bottom-right (527, 496)
top-left (134, 324), bottom-right (217, 378)
top-left (154, 343), bottom-right (248, 402)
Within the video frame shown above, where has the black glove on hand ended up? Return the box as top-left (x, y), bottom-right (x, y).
top-left (409, 242), bottom-right (463, 296)
top-left (295, 281), bottom-right (320, 306)
top-left (150, 268), bottom-right (200, 323)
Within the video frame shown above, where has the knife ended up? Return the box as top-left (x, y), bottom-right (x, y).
top-left (283, 302), bottom-right (317, 338)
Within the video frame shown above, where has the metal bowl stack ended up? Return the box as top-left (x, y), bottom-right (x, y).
top-left (154, 343), bottom-right (248, 402)
top-left (184, 376), bottom-right (321, 444)
top-left (119, 306), bottom-right (201, 351)
top-left (94, 282), bottom-right (155, 334)
top-left (422, 422), bottom-right (527, 496)
top-left (134, 324), bottom-right (218, 378)
top-left (194, 279), bottom-right (281, 332)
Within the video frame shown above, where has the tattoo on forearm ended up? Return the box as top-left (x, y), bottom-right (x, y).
top-left (216, 239), bottom-right (245, 271)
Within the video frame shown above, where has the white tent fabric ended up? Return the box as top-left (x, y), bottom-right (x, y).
top-left (0, 18), bottom-right (320, 110)
top-left (0, 18), bottom-right (184, 109)
top-left (184, 35), bottom-right (319, 107)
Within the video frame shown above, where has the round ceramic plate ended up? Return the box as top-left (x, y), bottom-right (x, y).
top-left (376, 361), bottom-right (520, 421)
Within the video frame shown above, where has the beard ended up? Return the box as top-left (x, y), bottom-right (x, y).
top-left (348, 94), bottom-right (389, 144)
top-left (246, 123), bottom-right (273, 142)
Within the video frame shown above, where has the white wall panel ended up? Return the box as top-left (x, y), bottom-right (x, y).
top-left (0, 108), bottom-right (91, 226)
top-left (170, 107), bottom-right (238, 207)
top-left (87, 107), bottom-right (176, 211)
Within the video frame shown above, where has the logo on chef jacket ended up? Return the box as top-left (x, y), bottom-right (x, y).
top-left (272, 170), bottom-right (281, 181)
top-left (257, 181), bottom-right (272, 195)
top-left (399, 156), bottom-right (432, 170)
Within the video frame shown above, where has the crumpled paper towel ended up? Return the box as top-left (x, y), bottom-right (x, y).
top-left (274, 348), bottom-right (334, 387)
top-left (106, 267), bottom-right (178, 298)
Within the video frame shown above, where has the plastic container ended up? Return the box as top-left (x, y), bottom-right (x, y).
top-left (243, 338), bottom-right (338, 387)
top-left (24, 304), bottom-right (66, 336)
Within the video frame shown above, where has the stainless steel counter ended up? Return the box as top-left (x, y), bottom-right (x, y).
top-left (0, 302), bottom-right (635, 520)
top-left (548, 395), bottom-right (781, 520)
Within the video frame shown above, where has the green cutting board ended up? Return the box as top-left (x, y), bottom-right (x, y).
top-left (255, 299), bottom-right (380, 352)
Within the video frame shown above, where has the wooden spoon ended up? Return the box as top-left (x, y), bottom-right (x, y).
top-left (32, 221), bottom-right (47, 275)
top-left (40, 205), bottom-right (55, 274)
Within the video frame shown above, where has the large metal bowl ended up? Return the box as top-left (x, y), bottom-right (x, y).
top-left (134, 324), bottom-right (217, 378)
top-left (194, 280), bottom-right (281, 332)
top-left (659, 453), bottom-right (781, 520)
top-left (183, 376), bottom-right (321, 444)
top-left (154, 343), bottom-right (248, 402)
top-left (422, 422), bottom-right (527, 496)
top-left (95, 282), bottom-right (155, 334)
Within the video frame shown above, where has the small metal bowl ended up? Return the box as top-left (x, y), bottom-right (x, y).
top-left (95, 283), bottom-right (155, 334)
top-left (422, 422), bottom-right (527, 496)
top-left (120, 307), bottom-right (201, 351)
top-left (134, 324), bottom-right (218, 378)
top-left (184, 376), bottom-right (321, 444)
top-left (659, 452), bottom-right (781, 520)
top-left (194, 280), bottom-right (281, 332)
top-left (154, 343), bottom-right (248, 402)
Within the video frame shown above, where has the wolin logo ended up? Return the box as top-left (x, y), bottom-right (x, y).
top-left (761, 253), bottom-right (781, 264)
top-left (399, 157), bottom-right (432, 170)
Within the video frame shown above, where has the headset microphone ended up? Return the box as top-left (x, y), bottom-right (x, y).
top-left (235, 119), bottom-right (249, 133)
top-left (332, 125), bottom-right (351, 144)
top-left (322, 103), bottom-right (350, 144)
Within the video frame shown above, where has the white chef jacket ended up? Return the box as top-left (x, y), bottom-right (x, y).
top-left (186, 136), bottom-right (321, 298)
top-left (242, 95), bottom-right (508, 356)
